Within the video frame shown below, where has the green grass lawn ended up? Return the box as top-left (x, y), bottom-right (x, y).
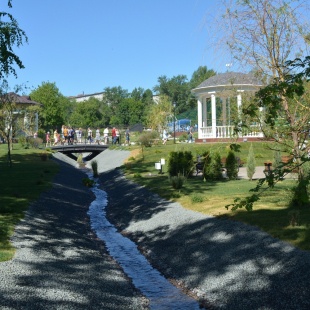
top-left (124, 140), bottom-right (310, 252)
top-left (0, 144), bottom-right (59, 261)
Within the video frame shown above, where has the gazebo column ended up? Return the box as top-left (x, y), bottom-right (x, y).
top-left (197, 97), bottom-right (203, 139)
top-left (211, 93), bottom-right (216, 138)
top-left (237, 92), bottom-right (242, 116)
top-left (202, 97), bottom-right (207, 127)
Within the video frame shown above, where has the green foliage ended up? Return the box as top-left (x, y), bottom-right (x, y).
top-left (77, 154), bottom-right (83, 164)
top-left (133, 173), bottom-right (142, 178)
top-left (138, 131), bottom-right (158, 148)
top-left (226, 151), bottom-right (239, 180)
top-left (203, 152), bottom-right (223, 181)
top-left (69, 97), bottom-right (104, 128)
top-left (191, 194), bottom-right (205, 203)
top-left (246, 144), bottom-right (256, 181)
top-left (168, 151), bottom-right (193, 177)
top-left (27, 136), bottom-right (43, 149)
top-left (82, 177), bottom-right (95, 187)
top-left (153, 75), bottom-right (190, 113)
top-left (202, 151), bottom-right (212, 179)
top-left (30, 82), bottom-right (67, 131)
top-left (0, 2), bottom-right (28, 80)
top-left (290, 178), bottom-right (310, 208)
top-left (17, 135), bottom-right (28, 148)
top-left (169, 174), bottom-right (186, 189)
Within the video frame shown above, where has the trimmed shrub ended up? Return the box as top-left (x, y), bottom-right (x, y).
top-left (168, 151), bottom-right (193, 177)
top-left (210, 152), bottom-right (223, 180)
top-left (226, 151), bottom-right (239, 180)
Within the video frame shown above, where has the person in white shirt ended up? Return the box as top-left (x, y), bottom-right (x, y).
top-left (87, 128), bottom-right (92, 144)
top-left (95, 127), bottom-right (101, 144)
top-left (103, 127), bottom-right (109, 144)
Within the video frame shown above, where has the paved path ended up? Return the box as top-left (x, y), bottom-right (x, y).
top-left (238, 165), bottom-right (298, 180)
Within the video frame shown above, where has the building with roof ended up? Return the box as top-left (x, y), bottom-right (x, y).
top-left (191, 72), bottom-right (264, 141)
top-left (2, 93), bottom-right (41, 136)
top-left (68, 92), bottom-right (105, 103)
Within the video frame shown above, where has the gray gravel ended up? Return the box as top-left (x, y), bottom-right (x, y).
top-left (97, 151), bottom-right (310, 310)
top-left (0, 152), bottom-right (147, 310)
top-left (2, 149), bottom-right (310, 310)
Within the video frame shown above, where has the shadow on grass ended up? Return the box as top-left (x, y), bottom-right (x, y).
top-left (101, 168), bottom-right (310, 309)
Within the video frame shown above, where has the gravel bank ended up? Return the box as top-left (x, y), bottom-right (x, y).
top-left (0, 152), bottom-right (147, 310)
top-left (96, 151), bottom-right (310, 310)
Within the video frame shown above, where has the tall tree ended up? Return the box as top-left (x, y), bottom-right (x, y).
top-left (30, 82), bottom-right (67, 131)
top-left (146, 95), bottom-right (172, 133)
top-left (102, 86), bottom-right (129, 114)
top-left (211, 0), bottom-right (310, 209)
top-left (153, 75), bottom-right (190, 113)
top-left (216, 0), bottom-right (310, 79)
top-left (189, 66), bottom-right (216, 89)
top-left (69, 97), bottom-right (103, 129)
top-left (188, 66), bottom-right (217, 108)
top-left (0, 1), bottom-right (28, 80)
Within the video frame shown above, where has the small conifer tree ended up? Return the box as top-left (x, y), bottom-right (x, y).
top-left (273, 149), bottom-right (281, 169)
top-left (226, 151), bottom-right (238, 180)
top-left (246, 144), bottom-right (256, 181)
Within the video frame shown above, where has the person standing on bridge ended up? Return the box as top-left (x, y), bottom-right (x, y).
top-left (76, 128), bottom-right (82, 144)
top-left (125, 127), bottom-right (130, 146)
top-left (45, 131), bottom-right (51, 147)
top-left (95, 127), bottom-right (101, 145)
top-left (111, 127), bottom-right (116, 144)
top-left (53, 129), bottom-right (59, 146)
top-left (87, 127), bottom-right (93, 144)
top-left (63, 126), bottom-right (69, 145)
top-left (103, 127), bottom-right (109, 144)
top-left (115, 128), bottom-right (120, 144)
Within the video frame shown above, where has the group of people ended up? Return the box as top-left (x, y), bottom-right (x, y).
top-left (45, 126), bottom-right (130, 146)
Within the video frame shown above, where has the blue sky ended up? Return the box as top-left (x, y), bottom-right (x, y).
top-left (6, 0), bottom-right (227, 97)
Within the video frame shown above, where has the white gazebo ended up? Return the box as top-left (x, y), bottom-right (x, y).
top-left (192, 72), bottom-right (264, 141)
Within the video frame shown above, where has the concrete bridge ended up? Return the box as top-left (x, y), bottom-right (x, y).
top-left (50, 144), bottom-right (109, 161)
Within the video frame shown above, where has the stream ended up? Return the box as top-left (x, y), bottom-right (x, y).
top-left (87, 176), bottom-right (200, 310)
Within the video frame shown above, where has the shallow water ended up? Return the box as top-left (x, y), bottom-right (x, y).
top-left (87, 179), bottom-right (200, 310)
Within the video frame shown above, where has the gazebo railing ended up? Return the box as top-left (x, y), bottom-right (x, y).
top-left (199, 125), bottom-right (263, 139)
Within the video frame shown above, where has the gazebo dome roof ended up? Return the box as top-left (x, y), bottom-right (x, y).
top-left (193, 72), bottom-right (263, 92)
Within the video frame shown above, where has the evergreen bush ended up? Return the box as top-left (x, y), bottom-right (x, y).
top-left (226, 151), bottom-right (239, 180)
top-left (168, 151), bottom-right (193, 177)
top-left (202, 151), bottom-right (212, 180)
top-left (246, 144), bottom-right (256, 181)
top-left (210, 152), bottom-right (223, 180)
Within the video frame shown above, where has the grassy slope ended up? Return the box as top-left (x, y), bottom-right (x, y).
top-left (0, 144), bottom-right (59, 261)
top-left (124, 140), bottom-right (310, 251)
